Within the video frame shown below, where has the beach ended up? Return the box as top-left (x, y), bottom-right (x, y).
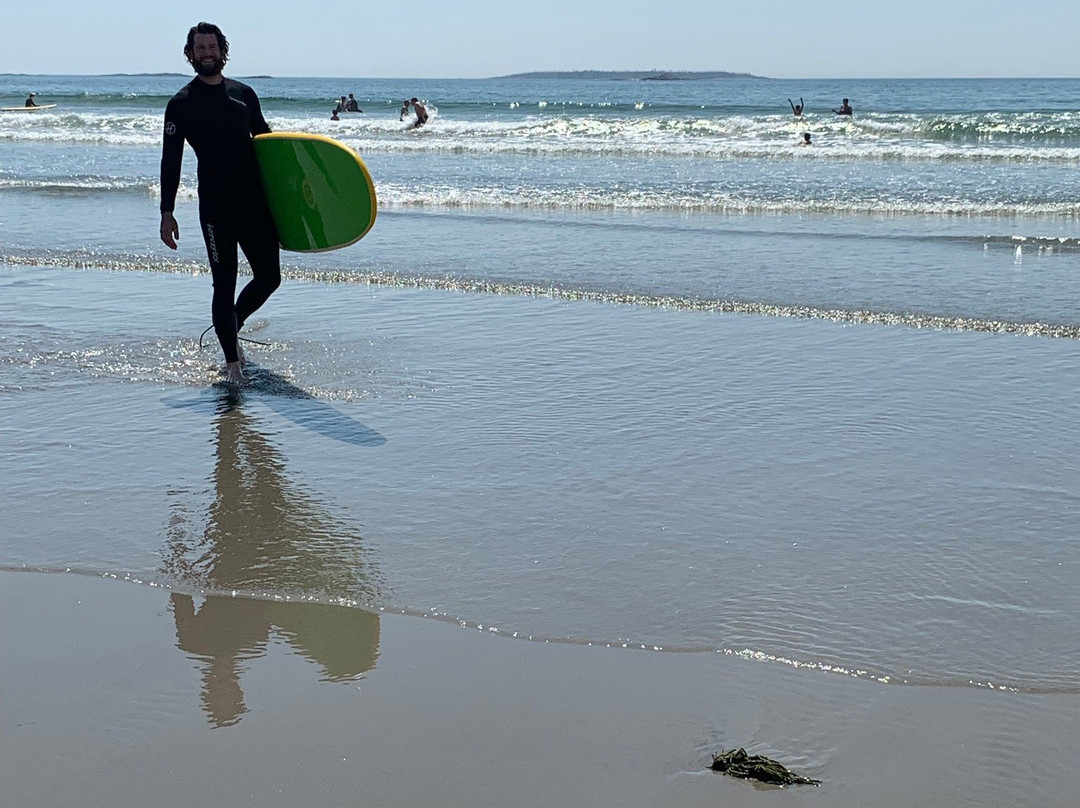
top-left (4, 264), bottom-right (1080, 806)
top-left (4, 568), bottom-right (1079, 808)
top-left (3, 73), bottom-right (1080, 805)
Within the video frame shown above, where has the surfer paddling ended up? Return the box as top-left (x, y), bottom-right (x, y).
top-left (159, 22), bottom-right (281, 386)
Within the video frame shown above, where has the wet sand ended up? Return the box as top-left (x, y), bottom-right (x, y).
top-left (3, 569), bottom-right (1079, 808)
top-left (4, 264), bottom-right (1080, 806)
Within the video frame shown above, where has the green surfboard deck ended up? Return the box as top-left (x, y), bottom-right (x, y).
top-left (254, 132), bottom-right (377, 253)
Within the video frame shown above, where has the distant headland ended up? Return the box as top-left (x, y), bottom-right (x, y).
top-left (491, 70), bottom-right (764, 80)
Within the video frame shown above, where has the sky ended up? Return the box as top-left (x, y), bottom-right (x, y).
top-left (4, 1), bottom-right (1079, 79)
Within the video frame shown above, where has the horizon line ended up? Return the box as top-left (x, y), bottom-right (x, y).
top-left (3, 71), bottom-right (1079, 81)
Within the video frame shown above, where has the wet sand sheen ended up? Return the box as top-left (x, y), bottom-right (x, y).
top-left (3, 265), bottom-right (1080, 693)
top-left (4, 264), bottom-right (1080, 805)
top-left (2, 570), bottom-right (1079, 808)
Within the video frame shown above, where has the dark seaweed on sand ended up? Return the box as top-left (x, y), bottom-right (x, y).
top-left (710, 748), bottom-right (821, 786)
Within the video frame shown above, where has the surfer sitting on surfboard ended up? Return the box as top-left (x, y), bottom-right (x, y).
top-left (25, 93), bottom-right (38, 107)
top-left (159, 22), bottom-right (282, 387)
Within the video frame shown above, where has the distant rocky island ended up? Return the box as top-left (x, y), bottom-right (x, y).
top-left (492, 70), bottom-right (763, 81)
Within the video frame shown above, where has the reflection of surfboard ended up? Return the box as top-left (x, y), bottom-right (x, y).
top-left (253, 132), bottom-right (377, 253)
top-left (1, 104), bottom-right (57, 112)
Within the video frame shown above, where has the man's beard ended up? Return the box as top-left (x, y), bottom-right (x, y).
top-left (193, 57), bottom-right (225, 77)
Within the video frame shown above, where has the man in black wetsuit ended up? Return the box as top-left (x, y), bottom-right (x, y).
top-left (159, 22), bottom-right (280, 386)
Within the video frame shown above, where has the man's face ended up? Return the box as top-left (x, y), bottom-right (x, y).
top-left (190, 33), bottom-right (224, 77)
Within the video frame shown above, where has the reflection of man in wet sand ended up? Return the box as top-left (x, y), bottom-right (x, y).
top-left (171, 592), bottom-right (381, 727)
top-left (171, 593), bottom-right (270, 727)
top-left (164, 393), bottom-right (382, 726)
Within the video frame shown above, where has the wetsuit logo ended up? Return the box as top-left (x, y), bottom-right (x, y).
top-left (205, 224), bottom-right (220, 263)
top-left (164, 122), bottom-right (176, 136)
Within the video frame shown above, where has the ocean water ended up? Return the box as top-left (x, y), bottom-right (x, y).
top-left (2, 74), bottom-right (1079, 696)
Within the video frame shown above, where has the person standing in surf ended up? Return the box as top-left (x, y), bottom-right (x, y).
top-left (159, 22), bottom-right (281, 386)
top-left (410, 98), bottom-right (429, 128)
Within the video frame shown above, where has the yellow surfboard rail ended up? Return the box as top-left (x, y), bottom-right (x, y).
top-left (254, 131), bottom-right (377, 253)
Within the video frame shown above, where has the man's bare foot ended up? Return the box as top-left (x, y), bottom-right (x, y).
top-left (225, 361), bottom-right (245, 386)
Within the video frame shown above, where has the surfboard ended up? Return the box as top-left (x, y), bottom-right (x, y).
top-left (253, 132), bottom-right (377, 253)
top-left (1, 104), bottom-right (57, 112)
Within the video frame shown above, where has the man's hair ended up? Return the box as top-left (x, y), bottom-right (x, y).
top-left (184, 22), bottom-right (230, 66)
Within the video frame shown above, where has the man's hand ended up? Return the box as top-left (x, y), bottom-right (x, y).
top-left (160, 212), bottom-right (179, 250)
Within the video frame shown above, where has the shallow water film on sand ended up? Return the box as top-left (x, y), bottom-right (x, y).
top-left (3, 73), bottom-right (1079, 698)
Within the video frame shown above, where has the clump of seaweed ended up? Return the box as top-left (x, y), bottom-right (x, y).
top-left (710, 748), bottom-right (821, 786)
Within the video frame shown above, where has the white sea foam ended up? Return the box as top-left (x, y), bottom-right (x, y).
top-left (8, 173), bottom-right (1075, 218)
top-left (6, 109), bottom-right (1080, 164)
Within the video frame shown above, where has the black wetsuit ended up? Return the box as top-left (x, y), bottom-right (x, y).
top-left (160, 77), bottom-right (280, 364)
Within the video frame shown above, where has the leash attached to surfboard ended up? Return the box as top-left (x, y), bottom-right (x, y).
top-left (198, 325), bottom-right (270, 351)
